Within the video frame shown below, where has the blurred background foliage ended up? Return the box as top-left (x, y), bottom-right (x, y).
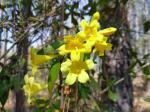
top-left (0, 0), bottom-right (150, 112)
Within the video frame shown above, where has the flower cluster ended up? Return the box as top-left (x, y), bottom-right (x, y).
top-left (23, 75), bottom-right (47, 104)
top-left (23, 48), bottom-right (56, 103)
top-left (58, 12), bottom-right (117, 85)
top-left (23, 11), bottom-right (117, 104)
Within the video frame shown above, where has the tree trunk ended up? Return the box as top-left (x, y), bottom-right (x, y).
top-left (101, 2), bottom-right (133, 112)
top-left (15, 0), bottom-right (32, 112)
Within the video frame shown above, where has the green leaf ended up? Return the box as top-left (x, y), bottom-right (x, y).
top-left (51, 40), bottom-right (64, 49)
top-left (0, 80), bottom-right (10, 107)
top-left (78, 83), bottom-right (90, 101)
top-left (34, 98), bottom-right (49, 108)
top-left (144, 21), bottom-right (150, 32)
top-left (142, 66), bottom-right (150, 75)
top-left (143, 53), bottom-right (150, 59)
top-left (84, 53), bottom-right (91, 61)
top-left (48, 60), bottom-right (60, 95)
top-left (89, 76), bottom-right (100, 91)
top-left (37, 40), bottom-right (64, 55)
top-left (143, 96), bottom-right (150, 103)
top-left (106, 78), bottom-right (116, 88)
top-left (37, 45), bottom-right (54, 55)
top-left (108, 90), bottom-right (117, 102)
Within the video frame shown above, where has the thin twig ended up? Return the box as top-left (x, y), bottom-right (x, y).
top-left (0, 10), bottom-right (57, 61)
top-left (74, 81), bottom-right (78, 112)
top-left (67, 97), bottom-right (70, 112)
top-left (100, 77), bottom-right (125, 95)
top-left (0, 21), bottom-right (43, 61)
top-left (60, 0), bottom-right (65, 111)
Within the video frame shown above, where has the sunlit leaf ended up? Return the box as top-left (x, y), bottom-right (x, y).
top-left (51, 40), bottom-right (64, 49)
top-left (48, 60), bottom-right (60, 95)
top-left (143, 96), bottom-right (150, 103)
top-left (108, 90), bottom-right (117, 102)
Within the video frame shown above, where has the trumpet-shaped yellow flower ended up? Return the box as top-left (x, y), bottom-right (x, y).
top-left (91, 11), bottom-right (100, 21)
top-left (61, 59), bottom-right (94, 85)
top-left (58, 35), bottom-right (90, 61)
top-left (99, 27), bottom-right (117, 36)
top-left (30, 48), bottom-right (56, 75)
top-left (94, 35), bottom-right (112, 56)
top-left (78, 12), bottom-right (116, 56)
top-left (79, 12), bottom-right (100, 42)
top-left (23, 74), bottom-right (47, 104)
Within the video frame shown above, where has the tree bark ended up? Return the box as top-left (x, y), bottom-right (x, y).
top-left (101, 2), bottom-right (133, 112)
top-left (15, 0), bottom-right (32, 112)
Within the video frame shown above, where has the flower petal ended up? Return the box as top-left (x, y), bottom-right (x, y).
top-left (24, 74), bottom-right (29, 83)
top-left (30, 47), bottom-right (56, 66)
top-left (106, 43), bottom-right (112, 50)
top-left (78, 70), bottom-right (89, 83)
top-left (98, 51), bottom-right (104, 56)
top-left (64, 35), bottom-right (73, 43)
top-left (85, 60), bottom-right (94, 69)
top-left (61, 59), bottom-right (71, 72)
top-left (99, 27), bottom-right (117, 36)
top-left (90, 20), bottom-right (100, 29)
top-left (65, 73), bottom-right (77, 85)
top-left (24, 74), bottom-right (34, 84)
top-left (32, 65), bottom-right (38, 75)
top-left (58, 45), bottom-right (67, 55)
top-left (76, 31), bottom-right (86, 40)
top-left (91, 11), bottom-right (100, 21)
top-left (34, 55), bottom-right (55, 65)
top-left (71, 51), bottom-right (83, 61)
top-left (80, 20), bottom-right (88, 29)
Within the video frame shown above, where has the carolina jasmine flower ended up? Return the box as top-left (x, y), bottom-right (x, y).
top-left (61, 59), bottom-right (94, 85)
top-left (30, 48), bottom-right (56, 75)
top-left (99, 27), bottom-right (117, 36)
top-left (58, 35), bottom-right (90, 61)
top-left (94, 35), bottom-right (112, 56)
top-left (79, 12), bottom-right (100, 42)
top-left (23, 74), bottom-right (47, 104)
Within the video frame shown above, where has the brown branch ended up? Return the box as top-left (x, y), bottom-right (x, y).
top-left (60, 0), bottom-right (65, 111)
top-left (0, 22), bottom-right (43, 61)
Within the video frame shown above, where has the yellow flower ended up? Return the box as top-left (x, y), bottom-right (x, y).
top-left (94, 35), bottom-right (112, 56)
top-left (58, 35), bottom-right (89, 61)
top-left (99, 27), bottom-right (117, 36)
top-left (92, 27), bottom-right (117, 56)
top-left (78, 12), bottom-right (116, 57)
top-left (30, 48), bottom-right (56, 75)
top-left (91, 11), bottom-right (100, 21)
top-left (23, 74), bottom-right (47, 104)
top-left (79, 12), bottom-right (100, 41)
top-left (61, 59), bottom-right (94, 85)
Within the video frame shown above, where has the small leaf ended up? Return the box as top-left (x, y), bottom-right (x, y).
top-left (143, 54), bottom-right (150, 59)
top-left (0, 80), bottom-right (10, 107)
top-left (37, 45), bottom-right (54, 55)
top-left (84, 53), bottom-right (91, 61)
top-left (142, 66), bottom-right (150, 75)
top-left (108, 90), bottom-right (117, 102)
top-left (51, 40), bottom-right (64, 49)
top-left (144, 21), bottom-right (150, 32)
top-left (34, 98), bottom-right (49, 108)
top-left (48, 60), bottom-right (60, 95)
top-left (78, 83), bottom-right (90, 101)
top-left (143, 96), bottom-right (150, 103)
